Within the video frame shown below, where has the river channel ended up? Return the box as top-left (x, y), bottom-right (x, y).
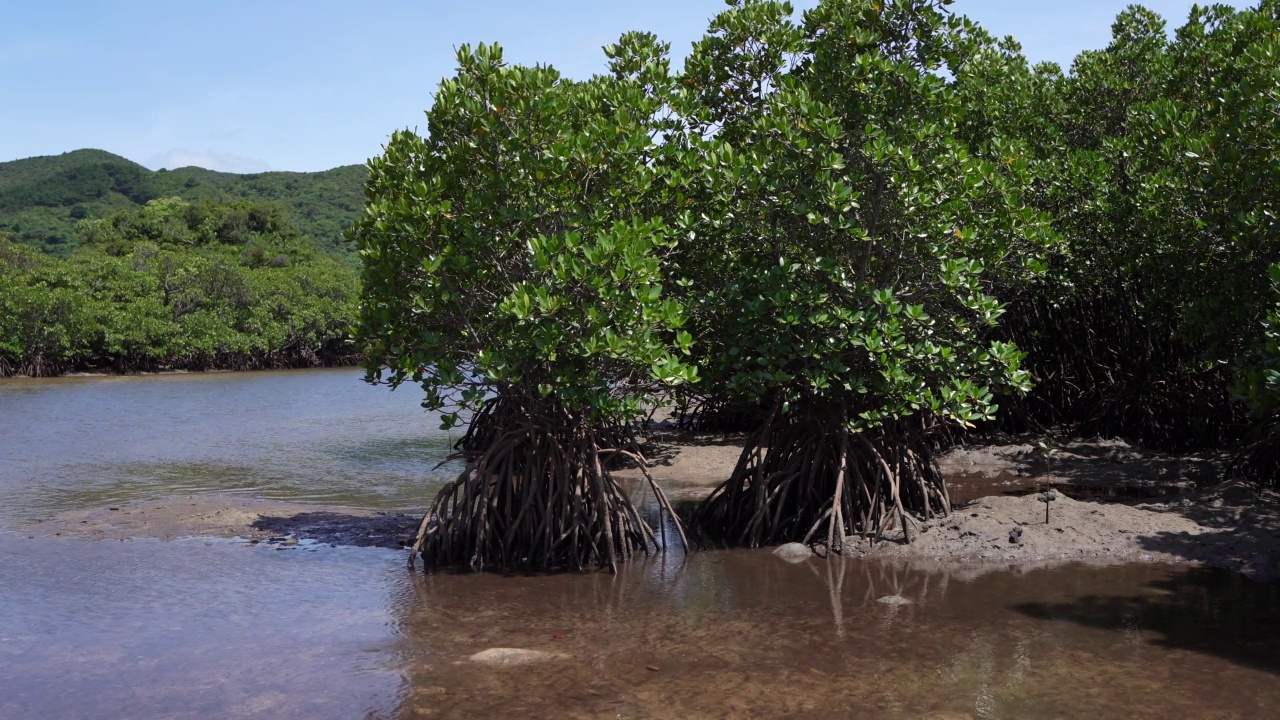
top-left (1, 369), bottom-right (1278, 719)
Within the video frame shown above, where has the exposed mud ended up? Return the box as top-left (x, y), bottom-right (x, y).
top-left (30, 434), bottom-right (1280, 580)
top-left (872, 436), bottom-right (1279, 581)
top-left (634, 432), bottom-right (1280, 581)
top-left (29, 495), bottom-right (419, 549)
top-left (250, 510), bottom-right (419, 548)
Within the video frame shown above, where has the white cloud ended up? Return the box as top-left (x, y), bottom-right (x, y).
top-left (146, 149), bottom-right (272, 174)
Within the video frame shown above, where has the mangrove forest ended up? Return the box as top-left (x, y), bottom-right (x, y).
top-left (0, 198), bottom-right (361, 376)
top-left (352, 0), bottom-right (1280, 571)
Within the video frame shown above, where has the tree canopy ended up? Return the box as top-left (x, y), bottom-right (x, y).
top-left (354, 40), bottom-right (697, 430)
top-left (0, 198), bottom-right (360, 377)
top-left (0, 149), bottom-right (365, 258)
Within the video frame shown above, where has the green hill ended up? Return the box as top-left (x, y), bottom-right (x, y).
top-left (0, 149), bottom-right (366, 257)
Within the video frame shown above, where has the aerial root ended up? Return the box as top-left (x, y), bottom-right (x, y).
top-left (408, 394), bottom-right (687, 572)
top-left (692, 402), bottom-right (950, 549)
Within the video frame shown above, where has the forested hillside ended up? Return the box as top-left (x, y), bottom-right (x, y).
top-left (0, 149), bottom-right (365, 257)
top-left (0, 198), bottom-right (360, 376)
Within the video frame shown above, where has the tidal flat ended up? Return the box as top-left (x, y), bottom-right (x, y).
top-left (2, 369), bottom-right (1278, 719)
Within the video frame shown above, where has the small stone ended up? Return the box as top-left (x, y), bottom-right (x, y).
top-left (772, 542), bottom-right (812, 562)
top-left (469, 648), bottom-right (563, 666)
top-left (1241, 556), bottom-right (1272, 583)
top-left (876, 594), bottom-right (913, 606)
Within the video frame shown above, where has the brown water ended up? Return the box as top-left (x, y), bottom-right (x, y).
top-left (2, 370), bottom-right (1278, 719)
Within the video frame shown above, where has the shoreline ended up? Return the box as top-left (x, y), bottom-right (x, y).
top-left (0, 360), bottom-right (364, 381)
top-left (21, 495), bottom-right (420, 548)
top-left (19, 435), bottom-right (1280, 582)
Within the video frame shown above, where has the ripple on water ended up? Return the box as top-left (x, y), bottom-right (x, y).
top-left (0, 534), bottom-right (410, 720)
top-left (3, 371), bottom-right (1280, 719)
top-left (0, 369), bottom-right (454, 526)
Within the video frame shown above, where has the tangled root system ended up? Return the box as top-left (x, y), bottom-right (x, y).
top-left (1229, 432), bottom-right (1280, 488)
top-left (995, 291), bottom-right (1247, 451)
top-left (693, 402), bottom-right (950, 551)
top-left (410, 393), bottom-right (687, 573)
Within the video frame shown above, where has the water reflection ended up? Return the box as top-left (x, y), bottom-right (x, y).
top-left (3, 533), bottom-right (1278, 719)
top-left (392, 556), bottom-right (1280, 719)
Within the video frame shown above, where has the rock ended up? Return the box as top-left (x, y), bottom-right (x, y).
top-left (282, 537), bottom-right (299, 546)
top-left (1241, 556), bottom-right (1273, 583)
top-left (468, 648), bottom-right (563, 666)
top-left (876, 594), bottom-right (914, 606)
top-left (772, 542), bottom-right (812, 562)
top-left (1008, 526), bottom-right (1024, 544)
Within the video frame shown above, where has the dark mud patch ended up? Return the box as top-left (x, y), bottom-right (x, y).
top-left (250, 511), bottom-right (419, 549)
top-left (938, 436), bottom-right (1221, 500)
top-left (946, 472), bottom-right (1191, 506)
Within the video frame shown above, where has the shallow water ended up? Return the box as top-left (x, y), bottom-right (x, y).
top-left (2, 370), bottom-right (1279, 719)
top-left (0, 369), bottom-right (456, 526)
top-left (0, 534), bottom-right (406, 719)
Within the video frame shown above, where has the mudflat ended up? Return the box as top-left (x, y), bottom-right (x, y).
top-left (28, 433), bottom-right (1280, 580)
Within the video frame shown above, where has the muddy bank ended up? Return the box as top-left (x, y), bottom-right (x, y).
top-left (29, 495), bottom-right (419, 549)
top-left (29, 434), bottom-right (1280, 580)
top-left (867, 437), bottom-right (1277, 581)
top-left (843, 489), bottom-right (1274, 580)
top-left (636, 432), bottom-right (1280, 581)
top-left (614, 430), bottom-right (745, 500)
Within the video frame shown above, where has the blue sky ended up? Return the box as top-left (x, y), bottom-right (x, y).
top-left (0, 0), bottom-right (1249, 173)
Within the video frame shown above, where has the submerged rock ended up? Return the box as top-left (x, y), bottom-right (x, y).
top-left (468, 648), bottom-right (563, 666)
top-left (876, 594), bottom-right (914, 606)
top-left (772, 542), bottom-right (813, 562)
top-left (1241, 556), bottom-right (1273, 583)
